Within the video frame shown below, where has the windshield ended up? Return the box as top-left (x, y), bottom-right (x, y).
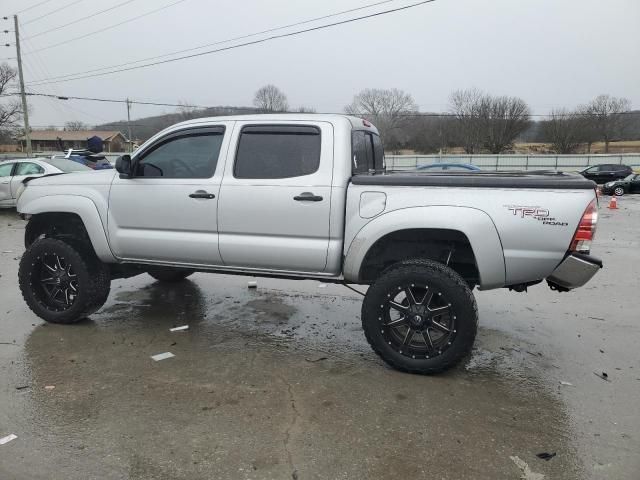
top-left (44, 158), bottom-right (93, 172)
top-left (624, 174), bottom-right (635, 181)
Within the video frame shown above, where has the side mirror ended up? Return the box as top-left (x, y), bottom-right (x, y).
top-left (115, 154), bottom-right (132, 178)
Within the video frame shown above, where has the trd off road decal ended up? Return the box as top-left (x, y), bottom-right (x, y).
top-left (504, 205), bottom-right (569, 227)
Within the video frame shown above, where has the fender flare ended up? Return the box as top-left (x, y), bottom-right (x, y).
top-left (343, 206), bottom-right (506, 289)
top-left (19, 195), bottom-right (116, 262)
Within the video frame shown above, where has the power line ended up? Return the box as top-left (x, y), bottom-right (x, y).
top-left (14, 0), bottom-right (56, 15)
top-left (23, 0), bottom-right (86, 25)
top-left (27, 0), bottom-right (437, 86)
top-left (25, 0), bottom-right (188, 54)
top-left (25, 0), bottom-right (397, 79)
top-left (5, 91), bottom-right (209, 108)
top-left (24, 0), bottom-right (139, 40)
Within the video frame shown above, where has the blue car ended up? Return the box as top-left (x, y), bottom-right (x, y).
top-left (417, 163), bottom-right (481, 172)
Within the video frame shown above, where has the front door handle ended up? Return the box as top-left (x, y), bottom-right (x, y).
top-left (189, 190), bottom-right (215, 199)
top-left (294, 192), bottom-right (323, 202)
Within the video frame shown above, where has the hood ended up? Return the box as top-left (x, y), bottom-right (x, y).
top-left (27, 169), bottom-right (117, 186)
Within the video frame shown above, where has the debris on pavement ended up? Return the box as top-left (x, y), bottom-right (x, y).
top-left (594, 371), bottom-right (610, 382)
top-left (305, 355), bottom-right (328, 363)
top-left (15, 385), bottom-right (29, 391)
top-left (536, 452), bottom-right (556, 461)
top-left (0, 434), bottom-right (18, 445)
top-left (559, 381), bottom-right (573, 386)
top-left (247, 281), bottom-right (257, 289)
top-left (151, 352), bottom-right (175, 361)
top-left (44, 385), bottom-right (55, 391)
top-left (510, 455), bottom-right (545, 479)
top-left (169, 325), bottom-right (189, 332)
top-left (318, 283), bottom-right (328, 288)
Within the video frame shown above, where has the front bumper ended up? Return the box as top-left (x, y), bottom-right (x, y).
top-left (547, 253), bottom-right (602, 291)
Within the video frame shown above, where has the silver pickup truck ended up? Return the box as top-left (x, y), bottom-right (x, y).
top-left (16, 114), bottom-right (602, 374)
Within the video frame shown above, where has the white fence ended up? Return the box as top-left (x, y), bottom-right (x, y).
top-left (385, 154), bottom-right (640, 171)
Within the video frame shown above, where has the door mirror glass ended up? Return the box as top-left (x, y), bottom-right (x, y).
top-left (115, 155), bottom-right (132, 177)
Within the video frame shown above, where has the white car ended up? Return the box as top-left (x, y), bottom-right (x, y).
top-left (0, 157), bottom-right (91, 208)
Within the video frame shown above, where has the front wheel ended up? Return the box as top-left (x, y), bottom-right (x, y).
top-left (362, 259), bottom-right (478, 374)
top-left (19, 238), bottom-right (111, 324)
top-left (614, 186), bottom-right (625, 196)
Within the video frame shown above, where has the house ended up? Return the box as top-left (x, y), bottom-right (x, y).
top-left (20, 130), bottom-right (129, 153)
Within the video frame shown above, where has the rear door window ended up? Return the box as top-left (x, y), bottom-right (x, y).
top-left (234, 125), bottom-right (321, 179)
top-left (15, 162), bottom-right (44, 175)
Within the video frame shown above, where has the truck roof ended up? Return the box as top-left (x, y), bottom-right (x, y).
top-left (170, 113), bottom-right (378, 133)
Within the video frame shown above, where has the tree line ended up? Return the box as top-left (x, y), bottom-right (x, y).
top-left (250, 85), bottom-right (638, 154)
top-left (1, 60), bottom-right (637, 153)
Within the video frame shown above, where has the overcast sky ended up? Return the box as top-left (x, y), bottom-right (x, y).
top-left (2, 0), bottom-right (639, 128)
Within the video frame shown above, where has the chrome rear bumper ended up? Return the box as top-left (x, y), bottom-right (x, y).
top-left (547, 253), bottom-right (602, 291)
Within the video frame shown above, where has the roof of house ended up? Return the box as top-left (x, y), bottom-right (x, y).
top-left (23, 130), bottom-right (127, 141)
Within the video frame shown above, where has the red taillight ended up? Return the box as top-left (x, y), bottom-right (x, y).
top-left (570, 198), bottom-right (598, 253)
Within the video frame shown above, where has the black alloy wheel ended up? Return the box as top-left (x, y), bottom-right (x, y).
top-left (34, 252), bottom-right (79, 311)
top-left (362, 259), bottom-right (478, 374)
top-left (380, 283), bottom-right (456, 359)
top-left (19, 238), bottom-right (111, 324)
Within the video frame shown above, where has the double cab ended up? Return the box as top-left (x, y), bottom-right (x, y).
top-left (16, 114), bottom-right (602, 373)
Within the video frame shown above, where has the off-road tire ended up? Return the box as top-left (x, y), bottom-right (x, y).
top-left (19, 238), bottom-right (111, 324)
top-left (362, 259), bottom-right (478, 374)
top-left (147, 267), bottom-right (195, 283)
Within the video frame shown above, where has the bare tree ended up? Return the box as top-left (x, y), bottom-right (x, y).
top-left (0, 63), bottom-right (22, 133)
top-left (345, 88), bottom-right (417, 149)
top-left (450, 89), bottom-right (531, 154)
top-left (449, 88), bottom-right (484, 153)
top-left (479, 95), bottom-right (531, 154)
top-left (64, 120), bottom-right (88, 131)
top-left (295, 106), bottom-right (316, 113)
top-left (540, 109), bottom-right (583, 154)
top-left (253, 85), bottom-right (289, 112)
top-left (581, 94), bottom-right (631, 153)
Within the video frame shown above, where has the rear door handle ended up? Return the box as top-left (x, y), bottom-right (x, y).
top-left (294, 192), bottom-right (323, 202)
top-left (189, 190), bottom-right (215, 199)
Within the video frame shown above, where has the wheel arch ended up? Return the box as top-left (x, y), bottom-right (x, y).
top-left (20, 195), bottom-right (115, 262)
top-left (343, 206), bottom-right (506, 289)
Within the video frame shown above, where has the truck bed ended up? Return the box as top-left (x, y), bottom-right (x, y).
top-left (351, 170), bottom-right (596, 190)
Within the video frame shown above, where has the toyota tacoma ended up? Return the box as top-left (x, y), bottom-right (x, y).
top-left (16, 114), bottom-right (602, 374)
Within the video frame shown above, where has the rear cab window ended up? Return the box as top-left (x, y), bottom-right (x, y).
top-left (351, 130), bottom-right (384, 175)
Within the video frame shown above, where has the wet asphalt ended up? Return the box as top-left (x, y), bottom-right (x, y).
top-left (0, 197), bottom-right (638, 480)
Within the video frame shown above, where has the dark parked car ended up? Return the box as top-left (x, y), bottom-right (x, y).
top-left (579, 164), bottom-right (632, 184)
top-left (602, 173), bottom-right (640, 196)
top-left (417, 163), bottom-right (482, 172)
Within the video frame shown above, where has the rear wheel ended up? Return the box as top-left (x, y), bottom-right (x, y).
top-left (614, 186), bottom-right (625, 196)
top-left (19, 238), bottom-right (111, 324)
top-left (147, 267), bottom-right (195, 283)
top-left (362, 259), bottom-right (478, 374)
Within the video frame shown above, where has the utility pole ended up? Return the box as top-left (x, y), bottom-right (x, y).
top-left (125, 98), bottom-right (132, 152)
top-left (13, 15), bottom-right (32, 156)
